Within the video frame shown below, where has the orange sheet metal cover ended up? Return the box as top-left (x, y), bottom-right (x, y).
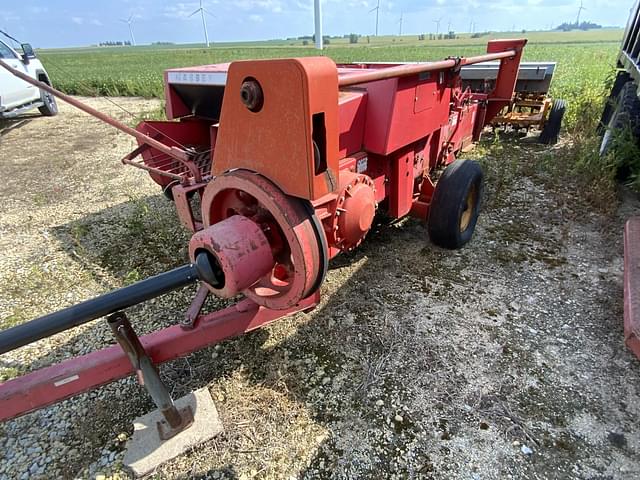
top-left (212, 57), bottom-right (340, 201)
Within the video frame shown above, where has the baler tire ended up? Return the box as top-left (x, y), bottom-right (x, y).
top-left (539, 99), bottom-right (566, 145)
top-left (600, 81), bottom-right (640, 157)
top-left (428, 159), bottom-right (484, 250)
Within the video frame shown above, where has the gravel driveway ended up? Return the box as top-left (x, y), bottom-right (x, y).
top-left (0, 98), bottom-right (639, 479)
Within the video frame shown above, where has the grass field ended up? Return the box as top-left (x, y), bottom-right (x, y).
top-left (37, 29), bottom-right (623, 130)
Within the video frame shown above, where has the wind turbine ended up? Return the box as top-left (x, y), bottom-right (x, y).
top-left (189, 0), bottom-right (215, 47)
top-left (369, 0), bottom-right (381, 36)
top-left (120, 15), bottom-right (136, 46)
top-left (447, 19), bottom-right (452, 33)
top-left (576, 0), bottom-right (586, 26)
top-left (398, 11), bottom-right (403, 36)
top-left (314, 0), bottom-right (323, 49)
top-left (434, 16), bottom-right (443, 36)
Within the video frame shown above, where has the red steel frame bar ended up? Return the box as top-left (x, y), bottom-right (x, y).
top-left (0, 59), bottom-right (191, 163)
top-left (338, 50), bottom-right (517, 87)
top-left (0, 293), bottom-right (319, 422)
top-left (624, 217), bottom-right (640, 359)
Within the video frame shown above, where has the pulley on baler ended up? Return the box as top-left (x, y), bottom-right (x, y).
top-left (0, 38), bottom-right (527, 472)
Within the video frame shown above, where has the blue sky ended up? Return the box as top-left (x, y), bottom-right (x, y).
top-left (0, 0), bottom-right (634, 48)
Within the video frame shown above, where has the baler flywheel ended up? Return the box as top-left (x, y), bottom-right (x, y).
top-left (195, 169), bottom-right (327, 310)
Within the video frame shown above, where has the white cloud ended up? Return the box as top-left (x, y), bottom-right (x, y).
top-left (163, 1), bottom-right (220, 19)
top-left (71, 17), bottom-right (84, 25)
top-left (250, 14), bottom-right (264, 22)
top-left (232, 0), bottom-right (284, 14)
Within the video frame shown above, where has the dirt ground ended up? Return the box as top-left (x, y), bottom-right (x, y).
top-left (0, 98), bottom-right (639, 480)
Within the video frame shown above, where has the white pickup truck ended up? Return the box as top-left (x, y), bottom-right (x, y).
top-left (0, 40), bottom-right (57, 118)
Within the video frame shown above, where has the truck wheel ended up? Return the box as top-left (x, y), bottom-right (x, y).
top-left (600, 81), bottom-right (640, 157)
top-left (539, 99), bottom-right (566, 145)
top-left (428, 159), bottom-right (484, 249)
top-left (38, 90), bottom-right (58, 117)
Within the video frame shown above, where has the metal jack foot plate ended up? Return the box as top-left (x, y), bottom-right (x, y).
top-left (124, 388), bottom-right (224, 477)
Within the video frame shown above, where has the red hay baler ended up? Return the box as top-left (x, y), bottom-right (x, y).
top-left (0, 39), bottom-right (526, 433)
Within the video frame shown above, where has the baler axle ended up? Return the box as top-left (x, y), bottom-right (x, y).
top-left (0, 255), bottom-right (220, 355)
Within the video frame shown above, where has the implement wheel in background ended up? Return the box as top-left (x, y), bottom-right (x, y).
top-left (427, 159), bottom-right (484, 250)
top-left (539, 99), bottom-right (566, 145)
top-left (600, 81), bottom-right (640, 157)
top-left (598, 71), bottom-right (630, 136)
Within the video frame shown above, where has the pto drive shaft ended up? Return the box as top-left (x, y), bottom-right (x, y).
top-left (0, 253), bottom-right (219, 355)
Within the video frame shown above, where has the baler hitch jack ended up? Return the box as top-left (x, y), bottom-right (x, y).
top-left (109, 312), bottom-right (195, 440)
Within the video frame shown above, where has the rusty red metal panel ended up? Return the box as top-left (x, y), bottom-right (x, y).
top-left (388, 75), bottom-right (451, 154)
top-left (624, 217), bottom-right (640, 359)
top-left (358, 152), bottom-right (389, 203)
top-left (164, 73), bottom-right (190, 121)
top-left (338, 90), bottom-right (368, 158)
top-left (135, 120), bottom-right (212, 187)
top-left (446, 104), bottom-right (479, 155)
top-left (388, 149), bottom-right (415, 218)
top-left (360, 75), bottom-right (450, 156)
top-left (0, 294), bottom-right (319, 422)
top-left (361, 78), bottom-right (398, 154)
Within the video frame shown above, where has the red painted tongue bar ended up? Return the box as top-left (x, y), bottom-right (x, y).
top-left (0, 39), bottom-right (526, 423)
top-left (624, 217), bottom-right (640, 359)
top-left (0, 295), bottom-right (318, 422)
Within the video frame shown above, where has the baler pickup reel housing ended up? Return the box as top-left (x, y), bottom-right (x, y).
top-left (0, 40), bottom-right (527, 444)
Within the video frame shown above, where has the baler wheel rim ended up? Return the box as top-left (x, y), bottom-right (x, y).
top-left (459, 183), bottom-right (477, 232)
